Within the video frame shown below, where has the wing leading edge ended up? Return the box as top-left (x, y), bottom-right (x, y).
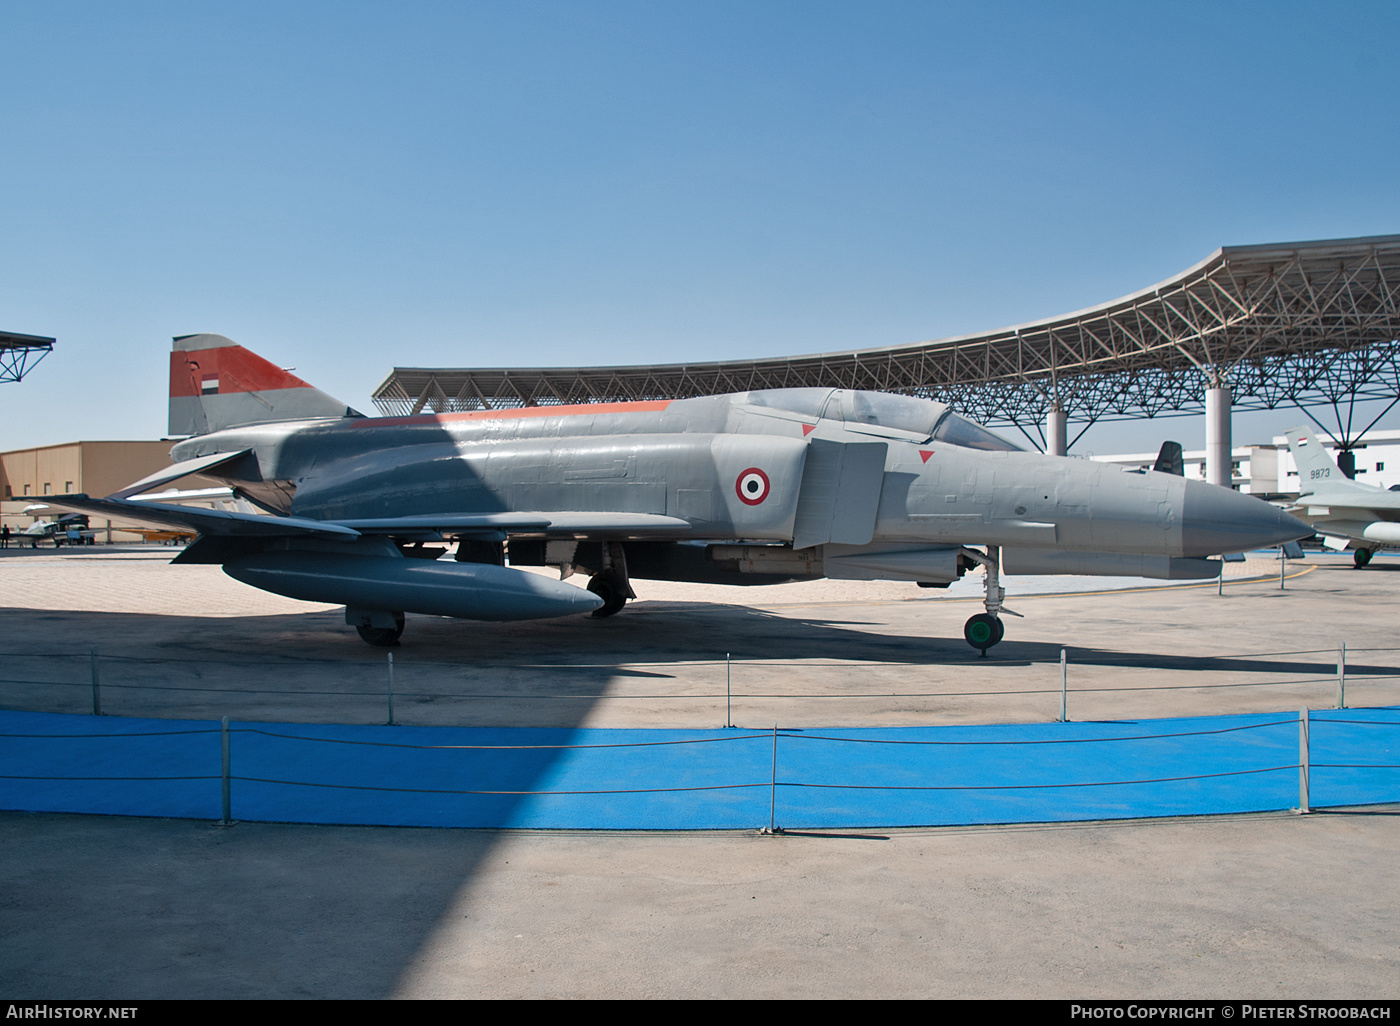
top-left (45, 493), bottom-right (691, 544)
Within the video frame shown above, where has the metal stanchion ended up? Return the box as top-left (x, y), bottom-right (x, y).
top-left (221, 716), bottom-right (232, 826)
top-left (1298, 708), bottom-right (1310, 815)
top-left (725, 653), bottom-right (733, 728)
top-left (1337, 642), bottom-right (1347, 709)
top-left (764, 725), bottom-right (782, 834)
top-left (1058, 649), bottom-right (1068, 722)
top-left (387, 652), bottom-right (396, 726)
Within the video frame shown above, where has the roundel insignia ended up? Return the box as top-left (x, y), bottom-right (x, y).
top-left (735, 468), bottom-right (771, 505)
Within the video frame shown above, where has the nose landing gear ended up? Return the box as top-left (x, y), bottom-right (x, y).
top-left (959, 544), bottom-right (1016, 655)
top-left (963, 612), bottom-right (1005, 652)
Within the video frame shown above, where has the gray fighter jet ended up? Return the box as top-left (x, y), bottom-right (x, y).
top-left (1284, 426), bottom-right (1400, 567)
top-left (54, 335), bottom-right (1308, 651)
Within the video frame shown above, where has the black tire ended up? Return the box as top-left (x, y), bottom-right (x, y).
top-left (356, 613), bottom-right (405, 647)
top-left (587, 571), bottom-right (629, 618)
top-left (1354, 548), bottom-right (1374, 568)
top-left (964, 613), bottom-right (1002, 652)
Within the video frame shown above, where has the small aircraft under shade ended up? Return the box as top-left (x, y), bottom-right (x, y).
top-left (51, 335), bottom-right (1308, 651)
top-left (16, 512), bottom-right (91, 547)
top-left (1284, 426), bottom-right (1400, 567)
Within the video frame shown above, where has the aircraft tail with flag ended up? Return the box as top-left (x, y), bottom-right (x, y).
top-left (169, 333), bottom-right (362, 436)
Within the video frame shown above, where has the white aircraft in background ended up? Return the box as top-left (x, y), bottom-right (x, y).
top-left (1284, 426), bottom-right (1400, 567)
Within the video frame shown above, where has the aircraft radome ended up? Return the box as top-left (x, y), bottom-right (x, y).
top-left (1285, 426), bottom-right (1400, 568)
top-left (52, 335), bottom-right (1309, 652)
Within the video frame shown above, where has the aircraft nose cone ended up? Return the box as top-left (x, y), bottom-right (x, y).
top-left (1180, 480), bottom-right (1311, 556)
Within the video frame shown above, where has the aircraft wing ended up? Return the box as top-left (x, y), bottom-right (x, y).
top-left (46, 494), bottom-right (691, 542)
top-left (329, 512), bottom-right (692, 537)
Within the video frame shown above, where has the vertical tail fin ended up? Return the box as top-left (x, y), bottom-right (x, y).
top-left (1152, 440), bottom-right (1184, 476)
top-left (1283, 426), bottom-right (1342, 488)
top-left (169, 334), bottom-right (362, 436)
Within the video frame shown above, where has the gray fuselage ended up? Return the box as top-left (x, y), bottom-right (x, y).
top-left (169, 388), bottom-right (1299, 572)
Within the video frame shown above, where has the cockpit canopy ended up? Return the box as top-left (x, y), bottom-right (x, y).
top-left (930, 411), bottom-right (1025, 452)
top-left (742, 388), bottom-right (1023, 451)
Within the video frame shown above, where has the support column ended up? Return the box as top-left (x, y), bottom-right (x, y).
top-left (1205, 384), bottom-right (1233, 488)
top-left (1336, 449), bottom-right (1356, 479)
top-left (1044, 406), bottom-right (1068, 456)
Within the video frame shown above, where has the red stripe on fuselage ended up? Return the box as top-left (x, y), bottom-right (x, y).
top-left (350, 399), bottom-right (675, 428)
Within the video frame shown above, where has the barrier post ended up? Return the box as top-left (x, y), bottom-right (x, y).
top-left (1337, 642), bottom-right (1346, 709)
top-left (765, 724), bottom-right (780, 834)
top-left (90, 649), bottom-right (100, 716)
top-left (1059, 649), bottom-right (1068, 722)
top-left (1298, 708), bottom-right (1310, 815)
top-left (726, 653), bottom-right (732, 728)
top-left (387, 652), bottom-right (395, 726)
top-left (221, 716), bottom-right (231, 826)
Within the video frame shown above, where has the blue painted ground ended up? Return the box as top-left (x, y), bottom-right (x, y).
top-left (1, 709), bottom-right (1395, 829)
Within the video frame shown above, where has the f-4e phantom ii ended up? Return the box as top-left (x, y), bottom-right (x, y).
top-left (1285, 426), bottom-right (1400, 568)
top-left (53, 334), bottom-right (1308, 652)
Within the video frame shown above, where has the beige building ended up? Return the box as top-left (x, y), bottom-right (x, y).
top-left (0, 440), bottom-right (188, 541)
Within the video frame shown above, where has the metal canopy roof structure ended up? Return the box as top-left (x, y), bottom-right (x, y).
top-left (0, 330), bottom-right (54, 384)
top-left (372, 234), bottom-right (1400, 447)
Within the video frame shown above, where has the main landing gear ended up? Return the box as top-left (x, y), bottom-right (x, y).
top-left (587, 542), bottom-right (636, 618)
top-left (1354, 547), bottom-right (1374, 569)
top-left (959, 544), bottom-right (1016, 656)
top-left (351, 610), bottom-right (405, 647)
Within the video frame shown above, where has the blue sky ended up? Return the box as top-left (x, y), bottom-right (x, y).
top-left (2, 0), bottom-right (1397, 454)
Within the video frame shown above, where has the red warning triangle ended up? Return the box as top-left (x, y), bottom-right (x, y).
top-left (801, 424), bottom-right (816, 436)
top-left (919, 450), bottom-right (934, 463)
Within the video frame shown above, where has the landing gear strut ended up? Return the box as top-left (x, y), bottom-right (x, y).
top-left (587, 542), bottom-right (636, 618)
top-left (959, 544), bottom-right (1015, 655)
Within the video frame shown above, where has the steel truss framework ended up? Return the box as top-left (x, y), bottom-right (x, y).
top-left (372, 235), bottom-right (1400, 447)
top-left (0, 331), bottom-right (54, 384)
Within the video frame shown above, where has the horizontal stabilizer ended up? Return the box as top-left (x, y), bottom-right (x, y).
top-left (44, 494), bottom-right (360, 539)
top-left (109, 449), bottom-right (256, 499)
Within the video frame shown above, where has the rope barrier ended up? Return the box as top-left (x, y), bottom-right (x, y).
top-left (240, 726), bottom-right (771, 750)
top-left (781, 764), bottom-right (1298, 792)
top-left (4, 710), bottom-right (1391, 818)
